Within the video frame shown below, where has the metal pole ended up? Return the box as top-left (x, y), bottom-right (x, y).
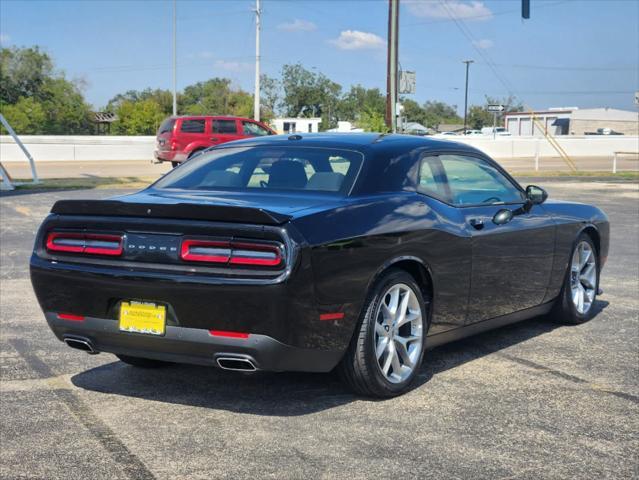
top-left (493, 112), bottom-right (497, 140)
top-left (172, 0), bottom-right (177, 116)
top-left (462, 60), bottom-right (473, 134)
top-left (613, 152), bottom-right (617, 174)
top-left (254, 0), bottom-right (261, 121)
top-left (386, 0), bottom-right (399, 132)
top-left (535, 138), bottom-right (540, 171)
top-left (0, 114), bottom-right (39, 183)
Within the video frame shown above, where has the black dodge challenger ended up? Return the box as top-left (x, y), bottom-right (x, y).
top-left (30, 133), bottom-right (609, 397)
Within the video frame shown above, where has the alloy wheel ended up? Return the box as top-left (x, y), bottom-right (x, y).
top-left (570, 241), bottom-right (597, 315)
top-left (373, 283), bottom-right (423, 384)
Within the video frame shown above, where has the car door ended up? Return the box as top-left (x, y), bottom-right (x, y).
top-left (210, 118), bottom-right (243, 145)
top-left (423, 153), bottom-right (556, 324)
top-left (177, 118), bottom-right (207, 153)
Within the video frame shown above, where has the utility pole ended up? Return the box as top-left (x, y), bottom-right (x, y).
top-left (462, 60), bottom-right (473, 134)
top-left (385, 0), bottom-right (399, 132)
top-left (172, 0), bottom-right (177, 116)
top-left (253, 0), bottom-right (261, 121)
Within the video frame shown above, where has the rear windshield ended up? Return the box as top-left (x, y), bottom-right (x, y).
top-left (154, 146), bottom-right (363, 195)
top-left (158, 118), bottom-right (175, 134)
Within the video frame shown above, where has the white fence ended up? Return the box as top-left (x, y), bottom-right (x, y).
top-left (455, 135), bottom-right (639, 159)
top-left (0, 135), bottom-right (156, 162)
top-left (1, 134), bottom-right (638, 163)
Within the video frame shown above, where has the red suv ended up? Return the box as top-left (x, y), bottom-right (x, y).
top-left (155, 116), bottom-right (275, 166)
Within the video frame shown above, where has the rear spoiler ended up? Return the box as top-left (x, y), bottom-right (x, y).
top-left (51, 200), bottom-right (292, 226)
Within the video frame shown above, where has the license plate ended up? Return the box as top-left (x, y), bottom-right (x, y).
top-left (119, 301), bottom-right (166, 336)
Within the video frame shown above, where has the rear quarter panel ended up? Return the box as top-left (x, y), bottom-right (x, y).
top-left (291, 193), bottom-right (472, 339)
top-left (540, 200), bottom-right (610, 303)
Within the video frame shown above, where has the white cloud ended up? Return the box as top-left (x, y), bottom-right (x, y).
top-left (277, 19), bottom-right (317, 32)
top-left (0, 33), bottom-right (10, 44)
top-left (330, 30), bottom-right (385, 50)
top-left (472, 38), bottom-right (494, 49)
top-left (406, 1), bottom-right (492, 21)
top-left (214, 60), bottom-right (252, 72)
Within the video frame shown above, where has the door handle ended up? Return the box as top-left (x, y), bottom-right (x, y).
top-left (469, 218), bottom-right (484, 230)
top-left (210, 137), bottom-right (219, 142)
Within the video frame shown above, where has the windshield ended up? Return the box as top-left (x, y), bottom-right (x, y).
top-left (154, 146), bottom-right (363, 195)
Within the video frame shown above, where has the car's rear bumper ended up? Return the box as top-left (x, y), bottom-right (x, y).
top-left (154, 150), bottom-right (187, 162)
top-left (46, 313), bottom-right (343, 372)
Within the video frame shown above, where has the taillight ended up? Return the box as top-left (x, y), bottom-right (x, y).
top-left (180, 239), bottom-right (283, 267)
top-left (46, 232), bottom-right (123, 256)
top-left (180, 239), bottom-right (230, 264)
top-left (228, 242), bottom-right (282, 267)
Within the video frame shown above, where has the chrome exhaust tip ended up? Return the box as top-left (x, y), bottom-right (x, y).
top-left (63, 336), bottom-right (98, 355)
top-left (216, 356), bottom-right (257, 372)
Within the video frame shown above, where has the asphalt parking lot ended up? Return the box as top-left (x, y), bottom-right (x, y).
top-left (1, 179), bottom-right (638, 480)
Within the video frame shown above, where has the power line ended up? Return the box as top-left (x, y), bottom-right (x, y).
top-left (404, 0), bottom-right (568, 27)
top-left (476, 62), bottom-right (637, 72)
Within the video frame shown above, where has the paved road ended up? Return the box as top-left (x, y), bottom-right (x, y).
top-left (3, 155), bottom-right (638, 181)
top-left (1, 181), bottom-right (637, 479)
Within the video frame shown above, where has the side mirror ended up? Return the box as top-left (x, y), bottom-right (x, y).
top-left (526, 185), bottom-right (548, 205)
top-left (493, 208), bottom-right (514, 225)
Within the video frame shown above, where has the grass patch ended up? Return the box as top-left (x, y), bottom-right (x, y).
top-left (13, 176), bottom-right (158, 191)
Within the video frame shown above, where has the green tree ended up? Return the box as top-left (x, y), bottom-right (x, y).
top-left (181, 78), bottom-right (253, 117)
top-left (39, 78), bottom-right (93, 134)
top-left (107, 88), bottom-right (176, 116)
top-left (0, 97), bottom-right (46, 133)
top-left (338, 85), bottom-right (386, 123)
top-left (260, 74), bottom-right (279, 120)
top-left (0, 46), bottom-right (92, 134)
top-left (467, 105), bottom-right (493, 129)
top-left (0, 46), bottom-right (54, 105)
top-left (280, 64), bottom-right (342, 128)
top-left (357, 107), bottom-right (389, 133)
top-left (111, 99), bottom-right (166, 135)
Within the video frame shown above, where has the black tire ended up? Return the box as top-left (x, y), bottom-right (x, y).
top-left (116, 354), bottom-right (172, 368)
top-left (337, 268), bottom-right (429, 398)
top-left (549, 233), bottom-right (599, 325)
top-left (171, 161), bottom-right (179, 168)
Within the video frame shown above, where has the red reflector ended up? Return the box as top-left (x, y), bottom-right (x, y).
top-left (57, 313), bottom-right (85, 321)
top-left (319, 312), bottom-right (345, 321)
top-left (46, 232), bottom-right (123, 256)
top-left (209, 330), bottom-right (250, 339)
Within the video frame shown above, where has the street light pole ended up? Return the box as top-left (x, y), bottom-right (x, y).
top-left (385, 0), bottom-right (399, 133)
top-left (462, 60), bottom-right (473, 133)
top-left (172, 0), bottom-right (177, 116)
top-left (253, 0), bottom-right (261, 122)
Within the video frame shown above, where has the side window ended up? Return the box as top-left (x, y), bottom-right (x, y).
top-left (418, 157), bottom-right (449, 201)
top-left (242, 121), bottom-right (270, 136)
top-left (439, 155), bottom-right (524, 206)
top-left (212, 120), bottom-right (238, 134)
top-left (180, 119), bottom-right (205, 133)
top-left (158, 118), bottom-right (175, 134)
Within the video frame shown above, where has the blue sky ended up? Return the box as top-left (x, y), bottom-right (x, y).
top-left (1, 0), bottom-right (637, 114)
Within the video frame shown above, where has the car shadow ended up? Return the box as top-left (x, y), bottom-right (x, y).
top-left (71, 301), bottom-right (609, 416)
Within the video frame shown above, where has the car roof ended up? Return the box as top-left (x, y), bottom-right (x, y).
top-left (169, 115), bottom-right (258, 121)
top-left (211, 132), bottom-right (481, 154)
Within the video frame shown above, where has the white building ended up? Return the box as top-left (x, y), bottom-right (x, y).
top-left (503, 107), bottom-right (639, 137)
top-left (270, 117), bottom-right (321, 134)
top-left (503, 108), bottom-right (573, 137)
top-left (326, 121), bottom-right (364, 133)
